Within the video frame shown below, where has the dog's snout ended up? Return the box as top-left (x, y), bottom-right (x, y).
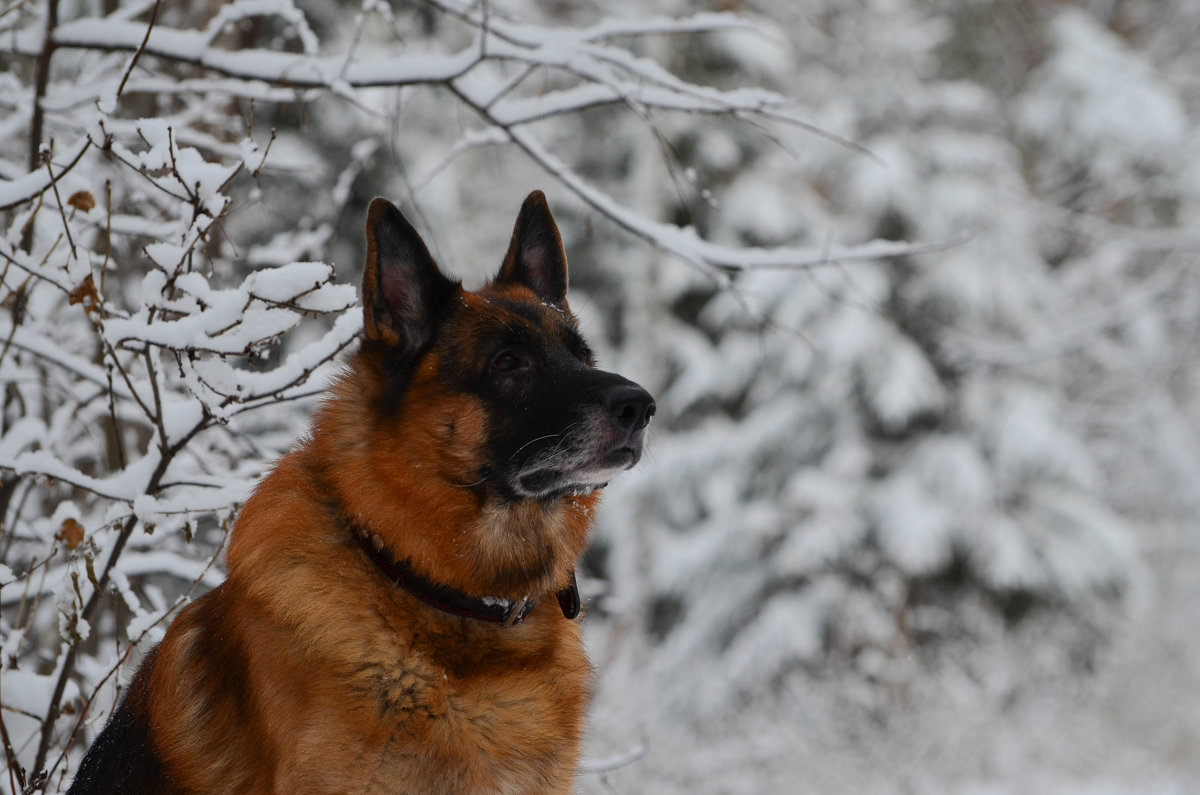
top-left (604, 384), bottom-right (655, 432)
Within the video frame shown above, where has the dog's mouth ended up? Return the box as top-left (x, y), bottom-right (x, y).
top-left (515, 446), bottom-right (639, 500)
top-left (520, 474), bottom-right (607, 500)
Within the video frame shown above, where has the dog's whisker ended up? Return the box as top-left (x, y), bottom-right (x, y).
top-left (451, 475), bottom-right (489, 489)
top-left (508, 431), bottom-right (564, 462)
top-left (549, 421), bottom-right (583, 455)
top-left (519, 422), bottom-right (583, 471)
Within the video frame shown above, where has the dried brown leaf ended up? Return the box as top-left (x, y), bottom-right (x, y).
top-left (68, 274), bottom-right (99, 315)
top-left (60, 518), bottom-right (85, 550)
top-left (67, 191), bottom-right (96, 212)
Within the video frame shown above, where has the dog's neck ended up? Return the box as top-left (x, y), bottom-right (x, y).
top-left (307, 363), bottom-right (596, 602)
top-left (352, 526), bottom-right (580, 625)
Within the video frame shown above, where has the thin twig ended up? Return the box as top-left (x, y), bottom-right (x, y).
top-left (16, 0), bottom-right (57, 257)
top-left (579, 737), bottom-right (648, 774)
top-left (25, 0), bottom-right (58, 185)
top-left (43, 146), bottom-right (78, 258)
top-left (251, 129), bottom-right (276, 179)
top-left (114, 0), bottom-right (162, 101)
top-left (1, 705), bottom-right (27, 792)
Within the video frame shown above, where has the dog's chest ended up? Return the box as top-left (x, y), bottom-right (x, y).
top-left (376, 688), bottom-right (582, 794)
top-left (288, 624), bottom-right (589, 794)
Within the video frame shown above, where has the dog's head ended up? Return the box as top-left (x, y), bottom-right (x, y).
top-left (358, 191), bottom-right (654, 506)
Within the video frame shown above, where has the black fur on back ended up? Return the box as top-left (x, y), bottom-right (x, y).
top-left (67, 649), bottom-right (178, 795)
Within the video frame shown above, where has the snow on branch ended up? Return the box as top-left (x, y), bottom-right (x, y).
top-left (7, 17), bottom-right (482, 89)
top-left (104, 261), bottom-right (355, 357)
top-left (5, 1), bottom-right (869, 213)
top-left (0, 137), bottom-right (91, 212)
top-left (0, 0), bottom-right (906, 290)
top-left (430, 0), bottom-right (758, 43)
top-left (500, 125), bottom-right (960, 276)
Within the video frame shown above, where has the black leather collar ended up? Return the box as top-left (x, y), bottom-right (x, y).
top-left (353, 528), bottom-right (580, 626)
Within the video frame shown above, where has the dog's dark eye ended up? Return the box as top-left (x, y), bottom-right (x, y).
top-left (491, 350), bottom-right (525, 373)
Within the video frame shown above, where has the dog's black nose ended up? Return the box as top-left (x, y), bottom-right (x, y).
top-left (605, 384), bottom-right (655, 432)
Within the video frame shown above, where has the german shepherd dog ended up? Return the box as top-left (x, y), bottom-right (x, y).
top-left (68, 192), bottom-right (655, 794)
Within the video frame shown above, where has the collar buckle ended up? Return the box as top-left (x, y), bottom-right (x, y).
top-left (503, 597), bottom-right (533, 626)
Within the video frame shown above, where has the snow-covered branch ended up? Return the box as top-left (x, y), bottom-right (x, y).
top-left (0, 138), bottom-right (91, 212)
top-left (1, 0), bottom-right (899, 291)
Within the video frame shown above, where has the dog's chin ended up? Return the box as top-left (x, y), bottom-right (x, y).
top-left (513, 446), bottom-right (640, 501)
top-left (515, 469), bottom-right (611, 501)
top-left (522, 477), bottom-right (607, 501)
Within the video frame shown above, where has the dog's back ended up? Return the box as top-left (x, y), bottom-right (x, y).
top-left (69, 192), bottom-right (653, 794)
top-left (68, 648), bottom-right (172, 794)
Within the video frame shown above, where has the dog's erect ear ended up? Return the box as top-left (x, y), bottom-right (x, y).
top-left (362, 198), bottom-right (458, 354)
top-left (497, 190), bottom-right (568, 306)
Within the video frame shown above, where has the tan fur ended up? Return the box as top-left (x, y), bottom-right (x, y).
top-left (139, 344), bottom-right (596, 792)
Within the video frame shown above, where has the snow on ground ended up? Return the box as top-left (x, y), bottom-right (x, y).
top-left (582, 518), bottom-right (1200, 794)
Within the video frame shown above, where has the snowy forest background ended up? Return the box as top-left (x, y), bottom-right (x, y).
top-left (2, 0), bottom-right (1200, 792)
